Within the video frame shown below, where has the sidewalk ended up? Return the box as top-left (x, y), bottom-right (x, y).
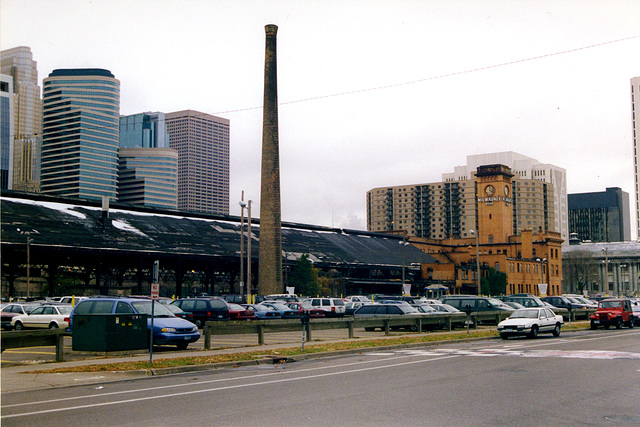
top-left (2, 330), bottom-right (468, 393)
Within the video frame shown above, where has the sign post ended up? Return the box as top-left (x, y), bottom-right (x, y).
top-left (150, 260), bottom-right (160, 364)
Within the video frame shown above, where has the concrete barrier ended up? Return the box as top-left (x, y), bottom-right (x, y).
top-left (1, 329), bottom-right (69, 362)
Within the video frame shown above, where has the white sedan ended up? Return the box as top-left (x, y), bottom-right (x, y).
top-left (497, 307), bottom-right (564, 339)
top-left (11, 304), bottom-right (73, 330)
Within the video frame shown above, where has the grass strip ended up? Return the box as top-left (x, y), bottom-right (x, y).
top-left (30, 322), bottom-right (589, 374)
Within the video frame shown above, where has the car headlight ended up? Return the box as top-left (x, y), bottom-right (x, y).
top-left (192, 326), bottom-right (198, 332)
top-left (161, 327), bottom-right (177, 332)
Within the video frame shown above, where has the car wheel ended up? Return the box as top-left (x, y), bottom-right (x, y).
top-left (604, 323), bottom-right (610, 330)
top-left (48, 322), bottom-right (58, 329)
top-left (176, 342), bottom-right (188, 350)
top-left (628, 316), bottom-right (635, 329)
top-left (409, 324), bottom-right (418, 332)
top-left (364, 327), bottom-right (375, 331)
top-left (195, 319), bottom-right (202, 328)
top-left (615, 318), bottom-right (623, 329)
top-left (14, 321), bottom-right (24, 331)
top-left (500, 333), bottom-right (508, 340)
top-left (529, 325), bottom-right (538, 338)
top-left (552, 323), bottom-right (561, 337)
top-left (590, 320), bottom-right (598, 330)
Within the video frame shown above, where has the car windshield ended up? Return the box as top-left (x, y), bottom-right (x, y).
top-left (510, 309), bottom-right (540, 319)
top-left (131, 301), bottom-right (175, 317)
top-left (399, 305), bottom-right (418, 314)
top-left (228, 303), bottom-right (244, 311)
top-left (299, 303), bottom-right (315, 309)
top-left (269, 303), bottom-right (290, 310)
top-left (488, 298), bottom-right (508, 306)
top-left (600, 300), bottom-right (623, 308)
top-left (165, 304), bottom-right (183, 313)
top-left (255, 304), bottom-right (275, 312)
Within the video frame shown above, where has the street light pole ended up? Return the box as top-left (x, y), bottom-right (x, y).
top-left (602, 247), bottom-right (609, 295)
top-left (247, 200), bottom-right (252, 304)
top-left (470, 230), bottom-right (480, 295)
top-left (239, 197), bottom-right (246, 300)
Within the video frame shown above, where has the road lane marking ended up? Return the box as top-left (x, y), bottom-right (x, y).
top-left (1, 349), bottom-right (447, 409)
top-left (1, 354), bottom-right (460, 419)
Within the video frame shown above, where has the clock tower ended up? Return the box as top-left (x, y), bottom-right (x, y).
top-left (476, 164), bottom-right (514, 244)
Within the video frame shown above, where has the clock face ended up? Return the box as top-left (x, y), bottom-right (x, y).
top-left (504, 185), bottom-right (510, 196)
top-left (484, 185), bottom-right (495, 196)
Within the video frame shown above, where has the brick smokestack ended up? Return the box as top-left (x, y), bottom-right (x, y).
top-left (258, 24), bottom-right (283, 295)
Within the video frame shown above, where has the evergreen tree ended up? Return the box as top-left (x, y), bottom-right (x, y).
top-left (288, 254), bottom-right (320, 296)
top-left (481, 267), bottom-right (507, 296)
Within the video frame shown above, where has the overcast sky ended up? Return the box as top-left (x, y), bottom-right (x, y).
top-left (3, 0), bottom-right (640, 237)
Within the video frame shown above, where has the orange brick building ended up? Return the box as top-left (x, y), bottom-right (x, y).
top-left (409, 165), bottom-right (563, 296)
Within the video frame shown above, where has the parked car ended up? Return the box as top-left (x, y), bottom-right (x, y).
top-left (285, 302), bottom-right (326, 318)
top-left (564, 296), bottom-right (597, 310)
top-left (344, 301), bottom-right (368, 316)
top-left (303, 298), bottom-right (346, 317)
top-left (260, 301), bottom-right (300, 319)
top-left (346, 296), bottom-right (372, 303)
top-left (227, 303), bottom-right (256, 320)
top-left (497, 307), bottom-right (564, 339)
top-left (241, 304), bottom-right (282, 320)
top-left (11, 304), bottom-right (73, 330)
top-left (411, 303), bottom-right (439, 314)
top-left (541, 295), bottom-right (574, 311)
top-left (171, 297), bottom-right (230, 327)
top-left (502, 301), bottom-right (525, 310)
top-left (164, 303), bottom-right (195, 323)
top-left (430, 303), bottom-right (466, 328)
top-left (590, 299), bottom-right (636, 330)
top-left (353, 303), bottom-right (428, 332)
top-left (500, 295), bottom-right (546, 308)
top-left (1, 302), bottom-right (42, 330)
top-left (59, 296), bottom-right (88, 306)
top-left (440, 296), bottom-right (514, 312)
top-left (71, 297), bottom-right (200, 349)
top-left (263, 294), bottom-right (301, 303)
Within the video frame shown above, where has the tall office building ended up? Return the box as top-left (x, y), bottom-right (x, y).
top-left (1, 74), bottom-right (14, 189)
top-left (165, 110), bottom-right (230, 214)
top-left (632, 77), bottom-right (640, 240)
top-left (119, 112), bottom-right (168, 148)
top-left (0, 47), bottom-right (42, 192)
top-left (118, 112), bottom-right (177, 209)
top-left (367, 152), bottom-right (566, 242)
top-left (118, 148), bottom-right (178, 209)
top-left (41, 69), bottom-right (120, 201)
top-left (568, 187), bottom-right (631, 243)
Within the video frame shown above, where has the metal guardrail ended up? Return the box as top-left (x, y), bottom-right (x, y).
top-left (1, 329), bottom-right (69, 362)
top-left (203, 311), bottom-right (516, 349)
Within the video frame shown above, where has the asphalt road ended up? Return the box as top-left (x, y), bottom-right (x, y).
top-left (2, 329), bottom-right (639, 426)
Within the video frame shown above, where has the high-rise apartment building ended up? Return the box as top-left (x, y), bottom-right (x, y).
top-left (1, 74), bottom-right (14, 189)
top-left (41, 69), bottom-right (120, 201)
top-left (1, 47), bottom-right (42, 192)
top-left (568, 187), bottom-right (631, 243)
top-left (118, 112), bottom-right (177, 209)
top-left (165, 110), bottom-right (229, 214)
top-left (367, 152), bottom-right (566, 242)
top-left (632, 77), bottom-right (640, 240)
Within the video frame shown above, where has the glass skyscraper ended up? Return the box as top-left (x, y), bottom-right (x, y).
top-left (0, 46), bottom-right (42, 192)
top-left (119, 112), bottom-right (168, 148)
top-left (118, 112), bottom-right (177, 209)
top-left (41, 69), bottom-right (120, 201)
top-left (1, 74), bottom-right (13, 189)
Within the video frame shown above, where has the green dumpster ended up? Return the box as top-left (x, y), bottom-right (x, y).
top-left (72, 314), bottom-right (148, 352)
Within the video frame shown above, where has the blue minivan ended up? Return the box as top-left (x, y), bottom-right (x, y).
top-left (69, 297), bottom-right (200, 349)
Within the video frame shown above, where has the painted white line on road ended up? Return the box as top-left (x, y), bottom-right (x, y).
top-left (2, 348), bottom-right (443, 409)
top-left (1, 354), bottom-right (460, 419)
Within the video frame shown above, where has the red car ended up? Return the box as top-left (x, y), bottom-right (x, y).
top-left (286, 302), bottom-right (326, 318)
top-left (227, 303), bottom-right (256, 320)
